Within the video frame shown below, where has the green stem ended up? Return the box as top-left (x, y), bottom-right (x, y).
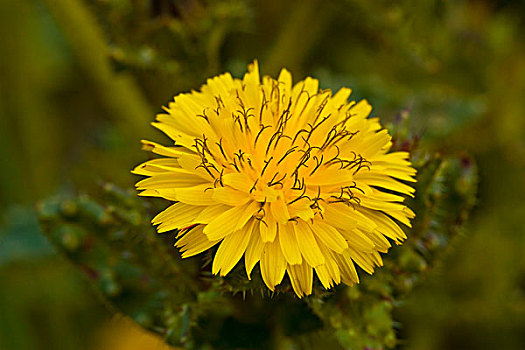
top-left (265, 0), bottom-right (331, 76)
top-left (42, 0), bottom-right (154, 141)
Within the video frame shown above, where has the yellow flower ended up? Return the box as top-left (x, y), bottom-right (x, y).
top-left (133, 61), bottom-right (416, 297)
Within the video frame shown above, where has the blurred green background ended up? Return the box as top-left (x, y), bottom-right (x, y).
top-left (1, 0), bottom-right (524, 349)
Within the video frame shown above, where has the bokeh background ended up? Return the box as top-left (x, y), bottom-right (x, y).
top-left (1, 0), bottom-right (524, 349)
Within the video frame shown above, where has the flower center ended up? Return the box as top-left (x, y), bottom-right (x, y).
top-left (191, 86), bottom-right (371, 225)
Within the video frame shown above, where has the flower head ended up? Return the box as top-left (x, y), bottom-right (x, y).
top-left (133, 61), bottom-right (416, 297)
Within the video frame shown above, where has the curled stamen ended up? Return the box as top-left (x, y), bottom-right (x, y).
top-left (309, 186), bottom-right (326, 212)
top-left (196, 163), bottom-right (215, 178)
top-left (342, 153), bottom-right (372, 174)
top-left (292, 128), bottom-right (310, 145)
top-left (237, 105), bottom-right (255, 131)
top-left (311, 93), bottom-right (331, 124)
top-left (267, 172), bottom-right (279, 185)
top-left (230, 158), bottom-right (240, 172)
top-left (246, 157), bottom-right (255, 170)
top-left (290, 171), bottom-right (301, 190)
top-left (207, 163), bottom-right (219, 173)
top-left (235, 90), bottom-right (244, 107)
top-left (297, 87), bottom-right (316, 116)
top-left (233, 112), bottom-right (244, 132)
top-left (254, 205), bottom-right (266, 220)
top-left (276, 99), bottom-right (293, 132)
top-left (310, 154), bottom-right (324, 175)
top-left (324, 144), bottom-right (341, 166)
top-left (234, 149), bottom-right (245, 162)
top-left (259, 90), bottom-right (269, 123)
top-left (256, 218), bottom-right (268, 227)
top-left (288, 185), bottom-right (309, 205)
top-left (268, 172), bottom-right (287, 188)
top-left (216, 138), bottom-right (228, 160)
top-left (215, 95), bottom-right (225, 109)
top-left (277, 146), bottom-right (298, 165)
top-left (320, 127), bottom-right (338, 151)
top-left (196, 109), bottom-right (209, 121)
top-left (254, 124), bottom-right (271, 147)
top-left (303, 115), bottom-right (330, 145)
top-left (327, 197), bottom-right (357, 209)
top-left (213, 169), bottom-right (224, 187)
top-left (292, 148), bottom-right (310, 176)
top-left (261, 157), bottom-right (273, 176)
top-left (249, 179), bottom-right (259, 193)
top-left (334, 111), bottom-right (356, 127)
top-left (266, 130), bottom-right (282, 155)
top-left (343, 181), bottom-right (365, 195)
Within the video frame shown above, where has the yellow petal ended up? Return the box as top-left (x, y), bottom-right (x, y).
top-left (336, 207), bottom-right (379, 232)
top-left (193, 204), bottom-right (231, 224)
top-left (378, 168), bottom-right (417, 182)
top-left (270, 194), bottom-right (290, 224)
top-left (359, 129), bottom-right (391, 157)
top-left (322, 203), bottom-right (358, 230)
top-left (137, 189), bottom-right (168, 199)
top-left (387, 207), bottom-right (415, 227)
top-left (279, 223), bottom-right (302, 265)
top-left (202, 72), bottom-right (235, 98)
top-left (172, 184), bottom-right (214, 206)
top-left (244, 60), bottom-right (260, 85)
top-left (135, 171), bottom-right (206, 190)
top-left (177, 153), bottom-right (216, 181)
top-left (212, 220), bottom-right (254, 276)
top-left (260, 238), bottom-right (286, 291)
top-left (339, 228), bottom-right (375, 253)
top-left (245, 224), bottom-right (265, 279)
top-left (328, 87), bottom-right (352, 111)
top-left (333, 250), bottom-right (359, 285)
top-left (370, 251), bottom-right (383, 267)
top-left (291, 77), bottom-right (319, 116)
top-left (140, 140), bottom-right (194, 158)
top-left (360, 208), bottom-right (407, 241)
top-left (346, 247), bottom-right (375, 275)
top-left (294, 221), bottom-right (325, 267)
top-left (314, 244), bottom-right (341, 289)
top-left (132, 158), bottom-right (180, 176)
top-left (243, 60), bottom-right (261, 107)
top-left (176, 226), bottom-right (220, 258)
top-left (212, 187), bottom-right (250, 206)
top-left (359, 197), bottom-right (406, 212)
top-left (151, 122), bottom-right (195, 150)
top-left (259, 209), bottom-right (277, 243)
top-left (277, 68), bottom-right (292, 95)
top-left (261, 186), bottom-right (280, 202)
top-left (307, 168), bottom-right (354, 186)
top-left (348, 99), bottom-right (372, 119)
top-left (369, 151), bottom-right (412, 167)
top-left (310, 221), bottom-right (348, 253)
top-left (355, 173), bottom-right (415, 197)
top-left (153, 203), bottom-right (204, 233)
top-left (204, 202), bottom-right (258, 241)
top-left (362, 229), bottom-right (391, 253)
top-left (366, 190), bottom-right (405, 203)
top-left (287, 262), bottom-right (313, 298)
top-left (222, 172), bottom-right (253, 193)
top-left (170, 93), bottom-right (217, 138)
top-left (288, 199), bottom-right (315, 221)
